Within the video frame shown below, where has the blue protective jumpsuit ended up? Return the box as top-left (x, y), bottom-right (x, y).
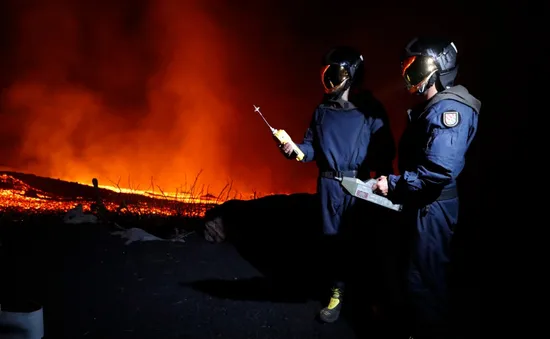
top-left (386, 85), bottom-right (481, 338)
top-left (296, 91), bottom-right (395, 286)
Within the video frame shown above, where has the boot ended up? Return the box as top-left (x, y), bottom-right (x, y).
top-left (319, 286), bottom-right (343, 323)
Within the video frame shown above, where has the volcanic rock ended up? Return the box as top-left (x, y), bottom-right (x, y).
top-left (202, 193), bottom-right (319, 243)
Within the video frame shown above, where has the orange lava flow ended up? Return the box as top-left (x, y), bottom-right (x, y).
top-left (0, 174), bottom-right (217, 217)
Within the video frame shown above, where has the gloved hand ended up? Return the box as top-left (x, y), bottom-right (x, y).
top-left (372, 176), bottom-right (389, 196)
top-left (280, 142), bottom-right (294, 156)
top-left (273, 135), bottom-right (294, 158)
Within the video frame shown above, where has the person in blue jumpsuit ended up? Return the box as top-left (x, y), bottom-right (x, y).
top-left (372, 37), bottom-right (481, 338)
top-left (280, 46), bottom-right (395, 323)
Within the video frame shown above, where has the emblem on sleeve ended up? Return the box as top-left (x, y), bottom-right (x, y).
top-left (442, 111), bottom-right (460, 127)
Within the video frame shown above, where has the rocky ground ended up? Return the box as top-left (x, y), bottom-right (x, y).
top-left (0, 185), bottom-right (480, 338)
top-left (0, 197), bottom-right (380, 339)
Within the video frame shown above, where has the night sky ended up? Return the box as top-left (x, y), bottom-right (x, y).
top-left (0, 0), bottom-right (486, 197)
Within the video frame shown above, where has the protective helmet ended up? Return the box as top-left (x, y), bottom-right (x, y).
top-left (401, 37), bottom-right (459, 94)
top-left (321, 46), bottom-right (364, 95)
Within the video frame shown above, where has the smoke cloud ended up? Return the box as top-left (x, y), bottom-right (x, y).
top-left (0, 0), bottom-right (482, 196)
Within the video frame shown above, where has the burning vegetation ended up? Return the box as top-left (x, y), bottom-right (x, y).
top-left (0, 172), bottom-right (239, 217)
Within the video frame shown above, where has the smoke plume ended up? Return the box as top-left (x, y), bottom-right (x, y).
top-left (0, 0), bottom-right (482, 196)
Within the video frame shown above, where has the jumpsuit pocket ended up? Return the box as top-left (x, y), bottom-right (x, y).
top-left (329, 201), bottom-right (343, 216)
top-left (326, 188), bottom-right (343, 216)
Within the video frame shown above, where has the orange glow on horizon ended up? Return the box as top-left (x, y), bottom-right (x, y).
top-left (0, 1), bottom-right (317, 198)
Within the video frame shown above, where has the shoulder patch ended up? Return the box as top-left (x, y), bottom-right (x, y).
top-left (442, 111), bottom-right (460, 127)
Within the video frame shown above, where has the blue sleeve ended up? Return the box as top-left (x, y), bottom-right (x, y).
top-left (388, 107), bottom-right (471, 203)
top-left (295, 110), bottom-right (318, 163)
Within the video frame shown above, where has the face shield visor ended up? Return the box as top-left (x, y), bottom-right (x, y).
top-left (321, 63), bottom-right (350, 94)
top-left (401, 55), bottom-right (438, 94)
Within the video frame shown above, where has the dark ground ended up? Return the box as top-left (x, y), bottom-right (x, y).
top-left (0, 173), bottom-right (369, 338)
top-left (0, 189), bottom-right (479, 339)
top-left (0, 207), bottom-right (369, 339)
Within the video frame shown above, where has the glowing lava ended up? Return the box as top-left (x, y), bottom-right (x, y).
top-left (0, 173), bottom-right (220, 217)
